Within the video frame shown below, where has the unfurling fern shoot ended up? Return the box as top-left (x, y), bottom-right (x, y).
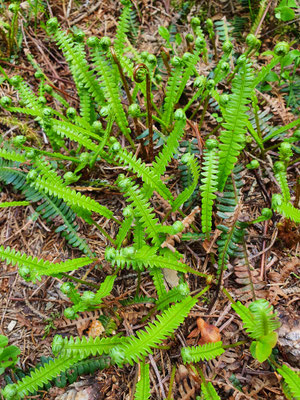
top-left (200, 139), bottom-right (219, 238)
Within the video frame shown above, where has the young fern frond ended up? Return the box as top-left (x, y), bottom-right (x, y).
top-left (162, 60), bottom-right (183, 128)
top-left (109, 140), bottom-right (173, 201)
top-left (134, 360), bottom-right (151, 400)
top-left (116, 215), bottom-right (134, 249)
top-left (277, 365), bottom-right (300, 400)
top-left (1, 355), bottom-right (81, 400)
top-left (155, 283), bottom-right (189, 311)
top-left (150, 268), bottom-right (167, 299)
top-left (0, 148), bottom-right (26, 163)
top-left (181, 342), bottom-right (224, 363)
top-left (232, 299), bottom-right (280, 362)
top-left (114, 1), bottom-right (132, 56)
top-left (201, 382), bottom-right (221, 400)
top-left (89, 42), bottom-right (132, 142)
top-left (52, 335), bottom-right (128, 359)
top-left (218, 62), bottom-right (254, 191)
top-left (27, 172), bottom-right (113, 220)
top-left (0, 245), bottom-right (94, 282)
top-left (274, 162), bottom-right (291, 203)
top-left (152, 110), bottom-right (186, 177)
top-left (115, 295), bottom-right (198, 366)
top-left (200, 139), bottom-right (219, 238)
top-left (46, 19), bottom-right (104, 106)
top-left (105, 245), bottom-right (202, 276)
top-left (172, 153), bottom-right (200, 211)
top-left (116, 176), bottom-right (161, 245)
top-left (272, 194), bottom-right (300, 223)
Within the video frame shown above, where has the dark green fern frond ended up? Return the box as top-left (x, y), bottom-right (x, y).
top-left (181, 342), bottom-right (224, 363)
top-left (200, 139), bottom-right (219, 238)
top-left (218, 62), bottom-right (254, 191)
top-left (172, 153), bottom-right (200, 211)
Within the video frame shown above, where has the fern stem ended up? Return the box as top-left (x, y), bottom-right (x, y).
top-left (161, 46), bottom-right (172, 75)
top-left (110, 47), bottom-right (133, 105)
top-left (61, 273), bottom-right (100, 289)
top-left (242, 239), bottom-right (256, 301)
top-left (198, 96), bottom-right (209, 133)
top-left (166, 364), bottom-right (176, 400)
top-left (92, 220), bottom-right (117, 245)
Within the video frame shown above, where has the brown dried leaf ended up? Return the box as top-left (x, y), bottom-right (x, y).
top-left (87, 320), bottom-right (105, 338)
top-left (197, 318), bottom-right (221, 345)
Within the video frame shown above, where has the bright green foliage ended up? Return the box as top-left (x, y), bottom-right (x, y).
top-left (1, 355), bottom-right (81, 400)
top-left (218, 62), bottom-right (254, 191)
top-left (274, 161), bottom-right (291, 202)
top-left (200, 139), bottom-right (219, 237)
top-left (134, 360), bottom-right (151, 400)
top-left (0, 335), bottom-right (20, 375)
top-left (272, 194), bottom-right (300, 223)
top-left (162, 60), bottom-right (183, 127)
top-left (181, 342), bottom-right (224, 363)
top-left (0, 201), bottom-right (29, 208)
top-left (0, 148), bottom-right (26, 163)
top-left (114, 1), bottom-right (132, 56)
top-left (201, 382), bottom-right (221, 400)
top-left (277, 364), bottom-right (300, 400)
top-left (117, 296), bottom-right (198, 365)
top-left (232, 299), bottom-right (280, 362)
top-left (0, 245), bottom-right (94, 282)
top-left (52, 335), bottom-right (127, 358)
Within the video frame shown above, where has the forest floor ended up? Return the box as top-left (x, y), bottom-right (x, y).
top-left (0, 0), bottom-right (299, 399)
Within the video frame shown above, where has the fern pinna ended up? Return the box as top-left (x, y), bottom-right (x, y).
top-left (218, 61), bottom-right (254, 191)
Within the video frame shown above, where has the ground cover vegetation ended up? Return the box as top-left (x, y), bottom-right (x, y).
top-left (0, 0), bottom-right (299, 399)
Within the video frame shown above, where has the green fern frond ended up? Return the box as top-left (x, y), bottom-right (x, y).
top-left (150, 268), bottom-right (167, 299)
top-left (232, 299), bottom-right (280, 340)
top-left (47, 21), bottom-right (104, 105)
top-left (1, 355), bottom-right (81, 400)
top-left (110, 142), bottom-right (173, 201)
top-left (201, 382), bottom-right (221, 400)
top-left (119, 296), bottom-right (197, 365)
top-left (152, 113), bottom-right (186, 177)
top-left (274, 162), bottom-right (291, 203)
top-left (272, 194), bottom-right (300, 223)
top-left (200, 140), bottom-right (219, 237)
top-left (116, 216), bottom-right (134, 249)
top-left (115, 2), bottom-right (132, 56)
top-left (156, 283), bottom-right (189, 311)
top-left (52, 335), bottom-right (127, 359)
top-left (218, 62), bottom-right (254, 191)
top-left (134, 360), bottom-right (151, 400)
top-left (0, 245), bottom-right (94, 282)
top-left (106, 245), bottom-right (203, 276)
top-left (172, 153), bottom-right (200, 211)
top-left (28, 173), bottom-right (113, 220)
top-left (0, 201), bottom-right (29, 208)
top-left (181, 342), bottom-right (224, 363)
top-left (162, 62), bottom-right (183, 127)
top-left (277, 365), bottom-right (300, 400)
top-left (90, 44), bottom-right (131, 141)
top-left (0, 148), bottom-right (26, 163)
top-left (117, 176), bottom-right (161, 245)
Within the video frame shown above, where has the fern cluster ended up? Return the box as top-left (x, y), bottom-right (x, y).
top-left (0, 2), bottom-right (299, 399)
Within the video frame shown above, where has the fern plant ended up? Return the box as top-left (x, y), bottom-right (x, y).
top-left (0, 2), bottom-right (299, 399)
